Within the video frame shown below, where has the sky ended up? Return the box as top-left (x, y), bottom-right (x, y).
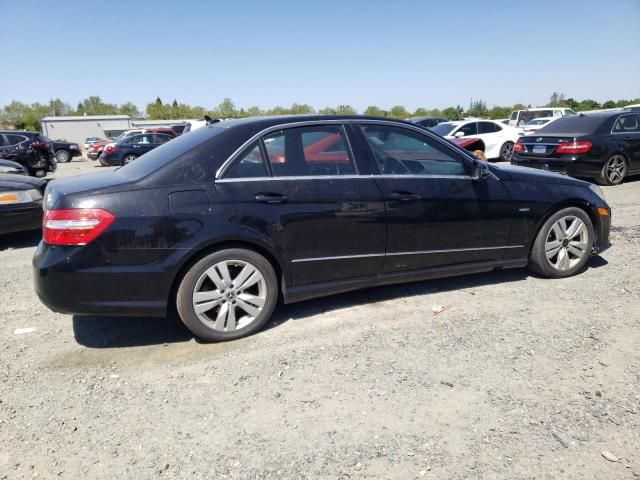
top-left (1, 0), bottom-right (639, 112)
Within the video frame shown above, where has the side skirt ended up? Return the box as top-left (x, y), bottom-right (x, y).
top-left (283, 258), bottom-right (529, 304)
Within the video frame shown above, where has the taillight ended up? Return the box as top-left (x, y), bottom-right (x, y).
top-left (104, 144), bottom-right (118, 154)
top-left (513, 141), bottom-right (524, 153)
top-left (43, 208), bottom-right (115, 245)
top-left (555, 141), bottom-right (592, 154)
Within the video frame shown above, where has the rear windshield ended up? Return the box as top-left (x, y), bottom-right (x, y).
top-left (536, 115), bottom-right (607, 136)
top-left (431, 123), bottom-right (456, 136)
top-left (117, 126), bottom-right (227, 180)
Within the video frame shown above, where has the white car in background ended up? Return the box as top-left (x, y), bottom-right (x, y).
top-left (431, 119), bottom-right (522, 161)
top-left (521, 116), bottom-right (557, 135)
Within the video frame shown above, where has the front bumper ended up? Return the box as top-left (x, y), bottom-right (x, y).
top-left (0, 204), bottom-right (43, 235)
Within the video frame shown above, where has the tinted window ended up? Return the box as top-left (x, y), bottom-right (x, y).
top-left (264, 125), bottom-right (356, 177)
top-left (478, 122), bottom-right (498, 134)
top-left (510, 111), bottom-right (518, 120)
top-left (457, 122), bottom-right (478, 136)
top-left (613, 114), bottom-right (640, 133)
top-left (536, 115), bottom-right (606, 136)
top-left (153, 134), bottom-right (171, 144)
top-left (360, 124), bottom-right (466, 176)
top-left (431, 123), bottom-right (456, 136)
top-left (5, 134), bottom-right (28, 146)
top-left (118, 126), bottom-right (227, 181)
top-left (224, 142), bottom-right (268, 178)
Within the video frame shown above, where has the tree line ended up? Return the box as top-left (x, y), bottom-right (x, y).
top-left (1, 93), bottom-right (638, 132)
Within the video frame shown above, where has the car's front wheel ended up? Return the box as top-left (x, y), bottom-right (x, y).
top-left (598, 154), bottom-right (627, 186)
top-left (529, 207), bottom-right (594, 278)
top-left (176, 249), bottom-right (278, 341)
top-left (55, 150), bottom-right (71, 163)
top-left (499, 141), bottom-right (514, 161)
top-left (122, 154), bottom-right (137, 165)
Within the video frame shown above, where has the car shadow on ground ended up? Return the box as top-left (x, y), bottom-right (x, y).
top-left (73, 258), bottom-right (608, 349)
top-left (0, 229), bottom-right (41, 251)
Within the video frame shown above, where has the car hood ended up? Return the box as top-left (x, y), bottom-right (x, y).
top-left (0, 173), bottom-right (47, 191)
top-left (490, 164), bottom-right (590, 186)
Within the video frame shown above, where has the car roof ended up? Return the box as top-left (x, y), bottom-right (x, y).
top-left (210, 115), bottom-right (417, 131)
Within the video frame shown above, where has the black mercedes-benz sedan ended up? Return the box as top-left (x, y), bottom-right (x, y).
top-left (511, 111), bottom-right (640, 185)
top-left (33, 116), bottom-right (611, 341)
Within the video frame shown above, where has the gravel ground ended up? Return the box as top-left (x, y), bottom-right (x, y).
top-left (1, 158), bottom-right (639, 479)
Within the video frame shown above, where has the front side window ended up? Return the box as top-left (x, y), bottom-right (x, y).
top-left (359, 124), bottom-right (467, 176)
top-left (457, 122), bottom-right (478, 136)
top-left (263, 125), bottom-right (356, 177)
top-left (224, 142), bottom-right (268, 178)
top-left (613, 114), bottom-right (640, 133)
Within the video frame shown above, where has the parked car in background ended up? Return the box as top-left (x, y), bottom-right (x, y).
top-left (34, 115), bottom-right (611, 342)
top-left (146, 127), bottom-right (179, 138)
top-left (623, 104), bottom-right (640, 112)
top-left (87, 140), bottom-right (108, 161)
top-left (508, 108), bottom-right (575, 127)
top-left (512, 111), bottom-right (640, 185)
top-left (406, 116), bottom-right (448, 128)
top-left (100, 133), bottom-right (174, 166)
top-left (170, 124), bottom-right (187, 135)
top-left (0, 131), bottom-right (57, 177)
top-left (0, 173), bottom-right (46, 235)
top-left (431, 120), bottom-right (521, 160)
top-left (451, 136), bottom-right (486, 155)
top-left (83, 137), bottom-right (103, 149)
top-left (0, 159), bottom-right (29, 175)
top-left (47, 138), bottom-right (81, 163)
top-left (521, 117), bottom-right (557, 135)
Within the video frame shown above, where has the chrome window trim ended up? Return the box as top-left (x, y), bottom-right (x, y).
top-left (215, 118), bottom-right (485, 180)
top-left (216, 173), bottom-right (475, 183)
top-left (291, 245), bottom-right (524, 263)
top-left (611, 113), bottom-right (640, 135)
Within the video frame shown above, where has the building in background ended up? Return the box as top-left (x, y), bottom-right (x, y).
top-left (41, 115), bottom-right (132, 144)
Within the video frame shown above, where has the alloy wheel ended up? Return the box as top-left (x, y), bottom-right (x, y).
top-left (545, 216), bottom-right (588, 271)
top-left (605, 155), bottom-right (626, 184)
top-left (123, 155), bottom-right (136, 164)
top-left (500, 142), bottom-right (514, 161)
top-left (56, 150), bottom-right (70, 162)
top-left (192, 259), bottom-right (267, 332)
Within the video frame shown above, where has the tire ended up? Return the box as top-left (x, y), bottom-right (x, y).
top-left (122, 154), bottom-right (137, 165)
top-left (55, 149), bottom-right (71, 163)
top-left (499, 141), bottom-right (514, 161)
top-left (597, 154), bottom-right (627, 186)
top-left (529, 207), bottom-right (594, 278)
top-left (176, 248), bottom-right (278, 341)
top-left (34, 169), bottom-right (46, 178)
top-left (99, 156), bottom-right (109, 167)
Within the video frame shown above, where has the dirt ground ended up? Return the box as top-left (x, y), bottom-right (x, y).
top-left (1, 157), bottom-right (639, 479)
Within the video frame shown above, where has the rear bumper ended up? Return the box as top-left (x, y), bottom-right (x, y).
top-left (511, 155), bottom-right (602, 178)
top-left (87, 152), bottom-right (100, 160)
top-left (33, 241), bottom-right (176, 317)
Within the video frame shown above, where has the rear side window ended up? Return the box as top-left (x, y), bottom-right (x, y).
top-left (613, 114), bottom-right (640, 133)
top-left (6, 134), bottom-right (28, 146)
top-left (478, 122), bottom-right (498, 134)
top-left (224, 142), bottom-right (268, 178)
top-left (263, 125), bottom-right (356, 177)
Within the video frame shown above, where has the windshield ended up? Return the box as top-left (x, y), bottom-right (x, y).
top-left (524, 119), bottom-right (550, 126)
top-left (117, 126), bottom-right (227, 180)
top-left (431, 123), bottom-right (456, 136)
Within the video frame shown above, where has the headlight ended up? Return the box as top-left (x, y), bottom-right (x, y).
top-left (70, 145), bottom-right (78, 149)
top-left (589, 184), bottom-right (607, 203)
top-left (0, 189), bottom-right (41, 204)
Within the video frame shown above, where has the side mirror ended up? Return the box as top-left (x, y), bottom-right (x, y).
top-left (471, 161), bottom-right (489, 181)
top-left (454, 131), bottom-right (465, 138)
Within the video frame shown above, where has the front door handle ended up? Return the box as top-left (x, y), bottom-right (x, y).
top-left (255, 193), bottom-right (289, 204)
top-left (390, 191), bottom-right (421, 202)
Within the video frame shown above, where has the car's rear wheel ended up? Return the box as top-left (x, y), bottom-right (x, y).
top-left (499, 141), bottom-right (514, 161)
top-left (176, 249), bottom-right (278, 341)
top-left (598, 154), bottom-right (627, 186)
top-left (122, 154), bottom-right (137, 165)
top-left (529, 207), bottom-right (594, 278)
top-left (55, 150), bottom-right (71, 163)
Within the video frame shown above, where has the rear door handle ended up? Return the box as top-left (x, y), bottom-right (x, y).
top-left (255, 193), bottom-right (289, 204)
top-left (390, 191), bottom-right (421, 202)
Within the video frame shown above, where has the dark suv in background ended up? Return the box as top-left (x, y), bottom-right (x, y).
top-left (0, 131), bottom-right (57, 177)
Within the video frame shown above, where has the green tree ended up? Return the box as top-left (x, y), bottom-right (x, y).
top-left (467, 99), bottom-right (488, 118)
top-left (601, 100), bottom-right (616, 109)
top-left (388, 105), bottom-right (409, 118)
top-left (335, 105), bottom-right (357, 115)
top-left (575, 99), bottom-right (600, 111)
top-left (441, 107), bottom-right (459, 120)
top-left (319, 107), bottom-right (338, 114)
top-left (119, 102), bottom-right (140, 118)
top-left (487, 106), bottom-right (510, 120)
top-left (215, 98), bottom-right (237, 118)
top-left (364, 105), bottom-right (385, 117)
top-left (547, 92), bottom-right (567, 107)
top-left (246, 106), bottom-right (262, 116)
top-left (289, 103), bottom-right (315, 115)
